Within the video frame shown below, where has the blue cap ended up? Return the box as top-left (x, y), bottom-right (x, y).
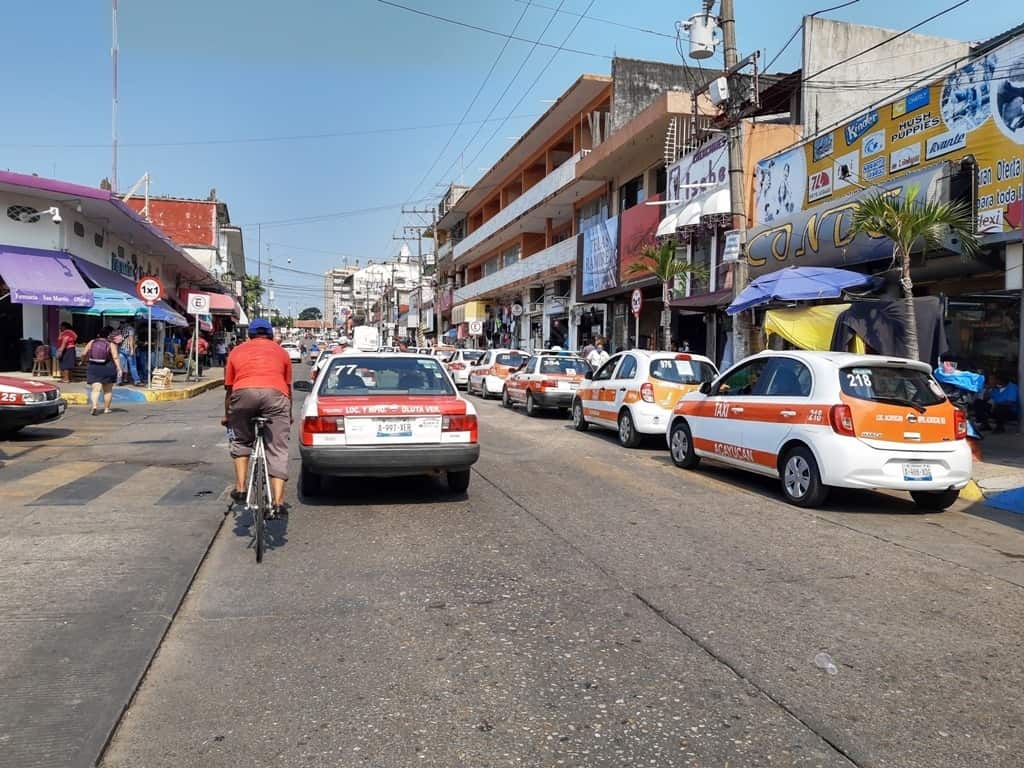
top-left (248, 318), bottom-right (273, 337)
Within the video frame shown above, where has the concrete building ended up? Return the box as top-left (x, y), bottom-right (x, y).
top-left (323, 266), bottom-right (356, 327)
top-left (351, 250), bottom-right (420, 341)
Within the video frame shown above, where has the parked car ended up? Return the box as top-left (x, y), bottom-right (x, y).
top-left (467, 349), bottom-right (530, 398)
top-left (666, 351), bottom-right (972, 510)
top-left (297, 352), bottom-right (480, 495)
top-left (502, 353), bottom-right (590, 416)
top-left (0, 376), bottom-right (66, 436)
top-left (572, 351), bottom-right (718, 448)
top-left (444, 349), bottom-right (485, 388)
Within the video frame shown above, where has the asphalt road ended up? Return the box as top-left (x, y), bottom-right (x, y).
top-left (79, 373), bottom-right (1024, 768)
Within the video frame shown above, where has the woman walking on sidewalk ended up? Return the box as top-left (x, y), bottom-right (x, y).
top-left (82, 326), bottom-right (122, 416)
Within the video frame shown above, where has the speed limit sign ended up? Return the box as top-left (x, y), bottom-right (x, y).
top-left (630, 288), bottom-right (643, 318)
top-left (136, 276), bottom-right (164, 307)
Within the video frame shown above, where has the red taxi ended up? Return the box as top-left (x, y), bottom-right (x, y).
top-left (501, 353), bottom-right (590, 416)
top-left (298, 353), bottom-right (480, 494)
top-left (0, 376), bottom-right (66, 437)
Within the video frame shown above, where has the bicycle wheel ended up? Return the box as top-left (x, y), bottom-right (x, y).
top-left (252, 443), bottom-right (268, 564)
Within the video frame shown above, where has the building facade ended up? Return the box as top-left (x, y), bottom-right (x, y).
top-left (323, 266), bottom-right (356, 328)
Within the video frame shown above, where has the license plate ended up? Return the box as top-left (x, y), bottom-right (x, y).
top-left (903, 463), bottom-right (932, 481)
top-left (345, 416), bottom-right (442, 445)
top-left (557, 381), bottom-right (573, 391)
top-left (377, 420), bottom-right (413, 437)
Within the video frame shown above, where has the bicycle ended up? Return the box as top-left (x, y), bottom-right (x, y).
top-left (241, 416), bottom-right (272, 563)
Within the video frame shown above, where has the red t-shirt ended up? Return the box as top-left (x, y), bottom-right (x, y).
top-left (225, 338), bottom-right (292, 398)
top-left (58, 329), bottom-right (77, 350)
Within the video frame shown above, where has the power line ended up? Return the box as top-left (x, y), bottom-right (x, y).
top-left (465, 0), bottom-right (598, 175)
top-left (801, 0), bottom-right (973, 85)
top-left (510, 0), bottom-right (676, 39)
top-left (401, 0), bottom-right (534, 208)
top-left (373, 0), bottom-right (610, 59)
top-left (764, 1), bottom-right (862, 73)
top-left (0, 113), bottom-right (543, 150)
top-left (238, 197), bottom-right (433, 229)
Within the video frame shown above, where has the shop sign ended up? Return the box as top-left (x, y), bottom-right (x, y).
top-left (666, 135), bottom-right (729, 210)
top-left (978, 208), bottom-right (1004, 233)
top-left (833, 149), bottom-right (860, 191)
top-left (753, 32), bottom-right (1024, 234)
top-left (577, 215), bottom-right (619, 298)
top-left (746, 163), bottom-right (948, 276)
top-left (722, 230), bottom-right (743, 262)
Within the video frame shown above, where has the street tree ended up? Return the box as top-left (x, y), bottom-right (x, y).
top-left (851, 186), bottom-right (978, 360)
top-left (627, 241), bottom-right (708, 350)
top-left (239, 275), bottom-right (263, 317)
top-left (299, 307), bottom-right (322, 321)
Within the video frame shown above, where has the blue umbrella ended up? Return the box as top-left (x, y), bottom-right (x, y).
top-left (726, 266), bottom-right (880, 315)
top-left (73, 288), bottom-right (189, 326)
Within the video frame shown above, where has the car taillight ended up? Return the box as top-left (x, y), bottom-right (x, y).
top-left (954, 408), bottom-right (967, 439)
top-left (449, 362), bottom-right (465, 370)
top-left (301, 416), bottom-right (344, 446)
top-left (830, 404), bottom-right (855, 436)
top-left (442, 413), bottom-right (478, 442)
top-left (640, 382), bottom-right (656, 403)
top-left (538, 379), bottom-right (559, 389)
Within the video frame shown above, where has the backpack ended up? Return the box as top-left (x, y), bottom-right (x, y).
top-left (89, 338), bottom-right (111, 363)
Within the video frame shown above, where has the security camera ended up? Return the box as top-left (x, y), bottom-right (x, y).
top-left (48, 207), bottom-right (62, 224)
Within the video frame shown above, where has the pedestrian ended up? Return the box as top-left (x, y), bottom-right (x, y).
top-left (83, 326), bottom-right (122, 416)
top-left (587, 336), bottom-right (610, 369)
top-left (56, 321), bottom-right (78, 383)
top-left (186, 334), bottom-right (209, 376)
top-left (975, 371), bottom-right (1020, 433)
top-left (215, 338), bottom-right (228, 367)
top-left (118, 322), bottom-right (142, 385)
top-left (581, 339), bottom-right (596, 360)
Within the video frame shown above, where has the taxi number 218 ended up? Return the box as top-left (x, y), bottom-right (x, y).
top-left (807, 408), bottom-right (824, 423)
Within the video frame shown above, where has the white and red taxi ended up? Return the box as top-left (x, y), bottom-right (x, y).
top-left (667, 351), bottom-right (972, 510)
top-left (572, 351), bottom-right (718, 447)
top-left (298, 352), bottom-right (480, 494)
top-left (502, 352), bottom-right (590, 415)
top-left (443, 348), bottom-right (485, 388)
top-left (0, 376), bottom-right (66, 436)
top-left (467, 349), bottom-right (530, 399)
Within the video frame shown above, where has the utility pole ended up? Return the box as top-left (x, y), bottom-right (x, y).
top-left (720, 0), bottom-right (750, 360)
top-left (400, 205), bottom-right (437, 346)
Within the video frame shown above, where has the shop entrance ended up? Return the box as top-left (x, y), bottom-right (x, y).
top-left (674, 313), bottom-right (708, 356)
top-left (0, 291), bottom-right (24, 370)
top-left (946, 292), bottom-right (1020, 377)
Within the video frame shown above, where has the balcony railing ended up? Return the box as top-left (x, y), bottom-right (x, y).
top-left (453, 237), bottom-right (576, 303)
top-left (454, 150), bottom-right (589, 262)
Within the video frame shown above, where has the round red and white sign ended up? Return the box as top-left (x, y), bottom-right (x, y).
top-left (630, 288), bottom-right (643, 318)
top-left (136, 276), bottom-right (164, 307)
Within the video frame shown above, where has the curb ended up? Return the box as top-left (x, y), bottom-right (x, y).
top-left (143, 378), bottom-right (224, 402)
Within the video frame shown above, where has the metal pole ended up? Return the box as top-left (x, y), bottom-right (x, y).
top-left (635, 311), bottom-right (640, 351)
top-left (720, 0), bottom-right (750, 360)
top-left (147, 305), bottom-right (152, 388)
top-left (193, 317), bottom-right (200, 381)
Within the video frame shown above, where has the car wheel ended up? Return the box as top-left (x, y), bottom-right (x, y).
top-left (618, 409), bottom-right (642, 448)
top-left (910, 489), bottom-right (960, 511)
top-left (447, 469), bottom-right (471, 493)
top-left (572, 399), bottom-right (588, 432)
top-left (669, 420), bottom-right (700, 469)
top-left (525, 391), bottom-right (538, 417)
top-left (501, 387), bottom-right (512, 408)
top-left (300, 464), bottom-right (322, 497)
top-left (780, 446), bottom-right (829, 507)
top-left (480, 381), bottom-right (490, 400)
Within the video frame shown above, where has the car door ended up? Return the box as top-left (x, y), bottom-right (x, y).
top-left (742, 357), bottom-right (816, 474)
top-left (507, 357), bottom-right (534, 402)
top-left (609, 353), bottom-right (639, 416)
top-left (581, 355), bottom-right (621, 427)
top-left (693, 357), bottom-right (771, 468)
top-left (470, 352), bottom-right (491, 391)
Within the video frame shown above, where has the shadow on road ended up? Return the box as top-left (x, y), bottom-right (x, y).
top-left (299, 474), bottom-right (467, 507)
top-left (231, 504), bottom-right (290, 553)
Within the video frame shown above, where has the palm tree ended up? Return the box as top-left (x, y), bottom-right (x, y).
top-left (626, 241), bottom-right (708, 350)
top-left (851, 185), bottom-right (979, 360)
top-left (240, 274), bottom-right (264, 318)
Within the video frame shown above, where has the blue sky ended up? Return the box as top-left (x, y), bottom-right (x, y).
top-left (0, 0), bottom-right (1017, 310)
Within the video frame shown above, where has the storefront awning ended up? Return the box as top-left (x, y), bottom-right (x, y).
top-left (73, 256), bottom-right (186, 324)
top-left (0, 246), bottom-right (93, 307)
top-left (71, 288), bottom-right (189, 326)
top-left (656, 211), bottom-right (680, 237)
top-left (669, 288), bottom-right (733, 311)
top-left (178, 289), bottom-right (239, 317)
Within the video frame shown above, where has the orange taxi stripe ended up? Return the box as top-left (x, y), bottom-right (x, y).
top-left (693, 437), bottom-right (777, 469)
top-left (584, 407), bottom-right (618, 422)
top-left (677, 401), bottom-right (825, 425)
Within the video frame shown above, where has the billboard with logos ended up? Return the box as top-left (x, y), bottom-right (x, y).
top-left (577, 216), bottom-right (619, 297)
top-left (754, 34), bottom-right (1024, 234)
top-left (667, 135), bottom-right (730, 212)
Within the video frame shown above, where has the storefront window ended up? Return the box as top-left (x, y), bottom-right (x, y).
top-left (946, 293), bottom-right (1020, 379)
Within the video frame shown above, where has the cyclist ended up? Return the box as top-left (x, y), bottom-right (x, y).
top-left (223, 318), bottom-right (293, 517)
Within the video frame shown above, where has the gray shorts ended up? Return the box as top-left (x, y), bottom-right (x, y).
top-left (228, 388), bottom-right (292, 480)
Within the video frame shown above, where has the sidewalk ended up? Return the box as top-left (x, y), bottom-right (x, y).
top-left (4, 367), bottom-right (225, 405)
top-left (961, 431), bottom-right (1024, 513)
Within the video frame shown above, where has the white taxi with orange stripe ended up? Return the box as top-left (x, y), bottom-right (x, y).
top-left (666, 351), bottom-right (972, 510)
top-left (467, 349), bottom-right (530, 399)
top-left (298, 352), bottom-right (479, 495)
top-left (571, 351), bottom-right (718, 448)
top-left (502, 352), bottom-right (590, 416)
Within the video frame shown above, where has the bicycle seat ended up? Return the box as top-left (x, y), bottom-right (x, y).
top-left (252, 416), bottom-right (269, 426)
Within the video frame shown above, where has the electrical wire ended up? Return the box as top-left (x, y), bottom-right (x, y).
top-left (373, 0), bottom-right (610, 59)
top-left (764, 0), bottom-right (862, 73)
top-left (238, 197), bottom-right (434, 229)
top-left (510, 0), bottom-right (676, 40)
top-left (0, 114), bottom-right (544, 150)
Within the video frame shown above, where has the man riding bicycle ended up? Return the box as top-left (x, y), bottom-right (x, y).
top-left (224, 319), bottom-right (293, 517)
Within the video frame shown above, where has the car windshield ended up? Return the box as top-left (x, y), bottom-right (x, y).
top-left (496, 352), bottom-right (527, 367)
top-left (319, 356), bottom-right (455, 396)
top-left (840, 365), bottom-right (946, 409)
top-left (539, 356), bottom-right (589, 375)
top-left (462, 350), bottom-right (484, 363)
top-left (650, 357), bottom-right (717, 384)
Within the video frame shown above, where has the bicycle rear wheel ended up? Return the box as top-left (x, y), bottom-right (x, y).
top-left (252, 447), bottom-right (268, 564)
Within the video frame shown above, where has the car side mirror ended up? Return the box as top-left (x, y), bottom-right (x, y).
top-left (585, 371), bottom-right (593, 380)
top-left (699, 380), bottom-right (711, 395)
top-left (294, 380), bottom-right (313, 392)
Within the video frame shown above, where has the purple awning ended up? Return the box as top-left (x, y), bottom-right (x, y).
top-left (0, 246), bottom-right (93, 307)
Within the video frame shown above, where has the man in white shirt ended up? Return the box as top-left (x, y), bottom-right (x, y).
top-left (586, 337), bottom-right (610, 369)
